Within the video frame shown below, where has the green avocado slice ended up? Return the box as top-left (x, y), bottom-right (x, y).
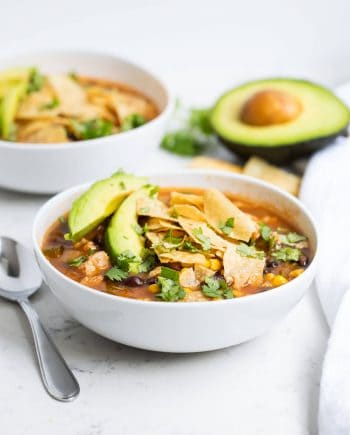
top-left (0, 67), bottom-right (32, 98)
top-left (0, 81), bottom-right (28, 140)
top-left (211, 78), bottom-right (350, 162)
top-left (68, 173), bottom-right (148, 242)
top-left (105, 185), bottom-right (154, 272)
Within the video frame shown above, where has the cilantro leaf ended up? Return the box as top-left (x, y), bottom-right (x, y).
top-left (182, 240), bottom-right (200, 252)
top-left (202, 277), bottom-right (233, 299)
top-left (138, 250), bottom-right (157, 273)
top-left (272, 247), bottom-right (301, 262)
top-left (72, 119), bottom-right (113, 140)
top-left (40, 97), bottom-right (60, 110)
top-left (236, 243), bottom-right (265, 259)
top-left (192, 227), bottom-right (211, 250)
top-left (163, 230), bottom-right (184, 246)
top-left (160, 130), bottom-right (205, 156)
top-left (156, 276), bottom-right (186, 302)
top-left (67, 255), bottom-right (87, 267)
top-left (219, 217), bottom-right (235, 235)
top-left (105, 267), bottom-right (128, 282)
top-left (149, 185), bottom-right (159, 198)
top-left (121, 113), bottom-right (146, 131)
top-left (115, 250), bottom-right (137, 271)
top-left (286, 232), bottom-right (306, 243)
top-left (189, 108), bottom-right (213, 136)
top-left (259, 223), bottom-right (272, 241)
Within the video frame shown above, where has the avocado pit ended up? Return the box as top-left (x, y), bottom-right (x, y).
top-left (240, 89), bottom-right (302, 126)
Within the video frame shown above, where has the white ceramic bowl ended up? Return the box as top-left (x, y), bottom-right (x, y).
top-left (33, 170), bottom-right (318, 353)
top-left (0, 50), bottom-right (173, 194)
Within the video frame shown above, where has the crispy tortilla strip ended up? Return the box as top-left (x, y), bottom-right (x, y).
top-left (179, 268), bottom-right (200, 289)
top-left (203, 189), bottom-right (256, 242)
top-left (184, 290), bottom-right (209, 302)
top-left (178, 217), bottom-right (229, 251)
top-left (170, 192), bottom-right (204, 208)
top-left (243, 156), bottom-right (300, 196)
top-left (48, 74), bottom-right (102, 119)
top-left (145, 231), bottom-right (184, 250)
top-left (137, 196), bottom-right (177, 221)
top-left (110, 90), bottom-right (158, 122)
top-left (158, 251), bottom-right (207, 265)
top-left (189, 156), bottom-right (242, 173)
top-left (194, 264), bottom-right (216, 282)
top-left (171, 204), bottom-right (206, 222)
top-left (223, 245), bottom-right (265, 289)
top-left (146, 217), bottom-right (181, 231)
top-left (16, 85), bottom-right (59, 119)
top-left (17, 121), bottom-right (68, 143)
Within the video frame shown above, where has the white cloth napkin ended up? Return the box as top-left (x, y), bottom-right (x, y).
top-left (300, 137), bottom-right (350, 434)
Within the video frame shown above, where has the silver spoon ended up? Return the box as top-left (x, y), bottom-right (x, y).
top-left (0, 236), bottom-right (80, 402)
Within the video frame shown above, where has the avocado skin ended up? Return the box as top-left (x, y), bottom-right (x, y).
top-left (218, 129), bottom-right (348, 164)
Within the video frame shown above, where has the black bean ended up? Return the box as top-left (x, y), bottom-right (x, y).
top-left (145, 277), bottom-right (157, 285)
top-left (266, 259), bottom-right (280, 268)
top-left (122, 276), bottom-right (145, 287)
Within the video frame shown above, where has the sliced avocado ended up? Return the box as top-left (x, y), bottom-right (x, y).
top-left (68, 173), bottom-right (148, 241)
top-left (0, 81), bottom-right (28, 140)
top-left (0, 67), bottom-right (33, 99)
top-left (105, 185), bottom-right (153, 272)
top-left (211, 78), bottom-right (350, 163)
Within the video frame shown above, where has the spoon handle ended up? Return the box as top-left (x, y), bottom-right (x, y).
top-left (18, 298), bottom-right (80, 402)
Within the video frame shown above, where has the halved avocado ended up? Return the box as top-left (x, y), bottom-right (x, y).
top-left (0, 81), bottom-right (28, 139)
top-left (211, 78), bottom-right (350, 163)
top-left (68, 173), bottom-right (148, 241)
top-left (105, 185), bottom-right (153, 272)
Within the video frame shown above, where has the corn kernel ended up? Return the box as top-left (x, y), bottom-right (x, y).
top-left (272, 275), bottom-right (288, 286)
top-left (265, 273), bottom-right (275, 283)
top-left (184, 287), bottom-right (192, 293)
top-left (149, 284), bottom-right (159, 293)
top-left (209, 259), bottom-right (221, 271)
top-left (233, 289), bottom-right (244, 297)
top-left (289, 268), bottom-right (304, 279)
top-left (204, 259), bottom-right (211, 268)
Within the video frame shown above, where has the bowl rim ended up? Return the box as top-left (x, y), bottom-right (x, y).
top-left (32, 169), bottom-right (319, 308)
top-left (0, 48), bottom-right (174, 150)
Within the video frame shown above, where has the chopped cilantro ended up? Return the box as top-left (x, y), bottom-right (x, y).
top-left (149, 185), bottom-right (159, 198)
top-left (67, 255), bottom-right (87, 267)
top-left (189, 108), bottom-right (213, 136)
top-left (163, 230), bottom-right (183, 246)
top-left (182, 240), bottom-right (200, 252)
top-left (40, 97), bottom-right (60, 110)
top-left (236, 243), bottom-right (265, 259)
top-left (259, 223), bottom-right (272, 241)
top-left (87, 248), bottom-right (97, 256)
top-left (119, 181), bottom-right (126, 190)
top-left (72, 119), bottom-right (113, 140)
top-left (192, 227), bottom-right (211, 250)
top-left (68, 71), bottom-right (78, 81)
top-left (27, 68), bottom-right (44, 93)
top-left (286, 232), bottom-right (306, 243)
top-left (115, 250), bottom-right (137, 271)
top-left (156, 276), bottom-right (186, 302)
top-left (272, 247), bottom-right (301, 262)
top-left (121, 113), bottom-right (146, 131)
top-left (202, 277), bottom-right (233, 299)
top-left (105, 267), bottom-right (128, 282)
top-left (219, 217), bottom-right (235, 235)
top-left (160, 130), bottom-right (205, 156)
top-left (138, 250), bottom-right (157, 273)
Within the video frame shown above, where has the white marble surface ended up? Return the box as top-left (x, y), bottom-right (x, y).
top-left (0, 0), bottom-right (345, 433)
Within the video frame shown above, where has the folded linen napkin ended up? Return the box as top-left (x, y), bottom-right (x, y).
top-left (300, 137), bottom-right (350, 435)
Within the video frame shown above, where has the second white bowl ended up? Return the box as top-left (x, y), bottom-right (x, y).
top-left (0, 50), bottom-right (173, 194)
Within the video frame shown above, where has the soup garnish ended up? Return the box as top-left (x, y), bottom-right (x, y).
top-left (42, 172), bottom-right (310, 302)
top-left (0, 67), bottom-right (158, 143)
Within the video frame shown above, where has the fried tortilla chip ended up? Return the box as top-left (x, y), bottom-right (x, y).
top-left (146, 217), bottom-right (181, 232)
top-left (17, 122), bottom-right (68, 143)
top-left (48, 74), bottom-right (102, 119)
top-left (170, 192), bottom-right (204, 208)
top-left (178, 217), bottom-right (229, 251)
top-left (158, 251), bottom-right (207, 265)
top-left (145, 231), bottom-right (185, 250)
top-left (137, 195), bottom-right (177, 221)
top-left (189, 156), bottom-right (242, 174)
top-left (179, 268), bottom-right (200, 289)
top-left (110, 90), bottom-right (158, 122)
top-left (243, 156), bottom-right (300, 196)
top-left (223, 245), bottom-right (265, 289)
top-left (171, 204), bottom-right (206, 222)
top-left (203, 189), bottom-right (257, 242)
top-left (16, 84), bottom-right (59, 119)
top-left (194, 264), bottom-right (216, 282)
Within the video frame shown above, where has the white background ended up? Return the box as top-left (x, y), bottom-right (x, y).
top-left (0, 0), bottom-right (344, 433)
